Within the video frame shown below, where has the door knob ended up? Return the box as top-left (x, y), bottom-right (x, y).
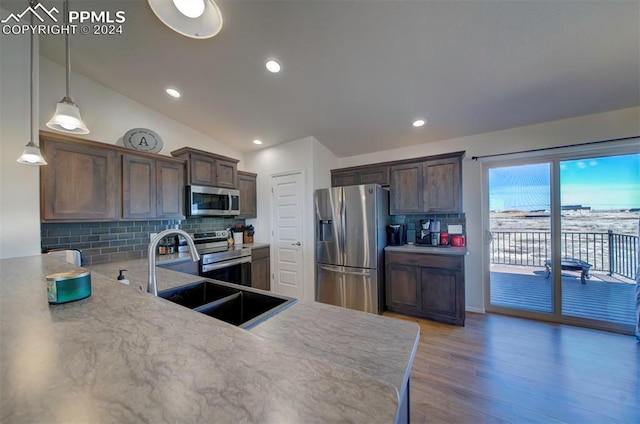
top-left (292, 242), bottom-right (301, 246)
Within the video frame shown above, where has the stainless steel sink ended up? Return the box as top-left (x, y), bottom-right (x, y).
top-left (158, 280), bottom-right (296, 329)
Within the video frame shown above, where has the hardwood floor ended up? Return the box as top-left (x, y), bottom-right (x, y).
top-left (384, 312), bottom-right (640, 424)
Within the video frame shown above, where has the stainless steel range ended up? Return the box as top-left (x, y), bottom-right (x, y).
top-left (192, 231), bottom-right (252, 286)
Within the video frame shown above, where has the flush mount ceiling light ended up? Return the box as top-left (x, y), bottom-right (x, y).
top-left (17, 0), bottom-right (47, 165)
top-left (172, 0), bottom-right (205, 18)
top-left (265, 59), bottom-right (281, 73)
top-left (166, 88), bottom-right (181, 98)
top-left (412, 119), bottom-right (426, 128)
top-left (252, 139), bottom-right (263, 145)
top-left (46, 0), bottom-right (89, 135)
top-left (148, 0), bottom-right (223, 39)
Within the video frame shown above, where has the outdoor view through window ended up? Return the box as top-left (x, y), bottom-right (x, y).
top-left (488, 152), bottom-right (639, 328)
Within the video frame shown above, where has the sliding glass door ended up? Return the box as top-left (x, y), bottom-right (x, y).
top-left (486, 149), bottom-right (639, 334)
top-left (488, 162), bottom-right (553, 313)
top-left (559, 154), bottom-right (639, 327)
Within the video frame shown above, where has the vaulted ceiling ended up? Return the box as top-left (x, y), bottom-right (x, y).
top-left (20, 0), bottom-right (640, 157)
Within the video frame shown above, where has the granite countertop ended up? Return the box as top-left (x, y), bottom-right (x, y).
top-left (385, 243), bottom-right (468, 256)
top-left (1, 254), bottom-right (419, 423)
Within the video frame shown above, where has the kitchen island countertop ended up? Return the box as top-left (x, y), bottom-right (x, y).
top-left (0, 254), bottom-right (419, 423)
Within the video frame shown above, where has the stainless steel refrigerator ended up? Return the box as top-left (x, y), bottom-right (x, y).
top-left (315, 184), bottom-right (389, 314)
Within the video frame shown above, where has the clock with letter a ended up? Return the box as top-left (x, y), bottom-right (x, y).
top-left (123, 128), bottom-right (163, 153)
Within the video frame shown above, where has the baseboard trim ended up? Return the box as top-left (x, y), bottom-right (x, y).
top-left (466, 306), bottom-right (485, 313)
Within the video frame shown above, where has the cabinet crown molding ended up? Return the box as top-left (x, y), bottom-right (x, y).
top-left (170, 146), bottom-right (240, 163)
top-left (39, 130), bottom-right (185, 164)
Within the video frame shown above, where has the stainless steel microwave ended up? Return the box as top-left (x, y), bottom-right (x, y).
top-left (187, 185), bottom-right (240, 216)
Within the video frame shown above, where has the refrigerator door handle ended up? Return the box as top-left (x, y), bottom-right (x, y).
top-left (319, 264), bottom-right (372, 277)
top-left (341, 198), bottom-right (347, 263)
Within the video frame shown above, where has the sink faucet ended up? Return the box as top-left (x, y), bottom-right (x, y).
top-left (147, 229), bottom-right (200, 296)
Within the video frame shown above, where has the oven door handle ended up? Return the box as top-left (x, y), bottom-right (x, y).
top-left (202, 256), bottom-right (251, 272)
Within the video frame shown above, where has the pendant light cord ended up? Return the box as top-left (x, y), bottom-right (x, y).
top-left (29, 0), bottom-right (37, 145)
top-left (64, 0), bottom-right (71, 99)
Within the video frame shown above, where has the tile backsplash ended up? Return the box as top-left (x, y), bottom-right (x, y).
top-left (390, 213), bottom-right (466, 239)
top-left (41, 217), bottom-right (243, 265)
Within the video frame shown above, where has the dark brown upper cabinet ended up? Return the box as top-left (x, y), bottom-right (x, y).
top-left (156, 160), bottom-right (185, 219)
top-left (331, 164), bottom-right (390, 187)
top-left (122, 154), bottom-right (157, 219)
top-left (389, 162), bottom-right (424, 214)
top-left (388, 152), bottom-right (464, 214)
top-left (40, 131), bottom-right (185, 222)
top-left (237, 171), bottom-right (257, 219)
top-left (171, 147), bottom-right (239, 189)
top-left (331, 152), bottom-right (464, 214)
top-left (41, 132), bottom-right (119, 221)
top-left (422, 156), bottom-right (461, 213)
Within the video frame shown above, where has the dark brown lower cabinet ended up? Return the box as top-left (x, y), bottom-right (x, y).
top-left (385, 251), bottom-right (465, 325)
top-left (251, 246), bottom-right (270, 291)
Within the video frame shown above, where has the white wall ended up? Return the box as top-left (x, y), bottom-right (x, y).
top-left (312, 140), bottom-right (339, 190)
top-left (39, 57), bottom-right (243, 163)
top-left (0, 50), bottom-right (247, 260)
top-left (338, 106), bottom-right (640, 312)
top-left (0, 17), bottom-right (43, 259)
top-left (244, 136), bottom-right (338, 301)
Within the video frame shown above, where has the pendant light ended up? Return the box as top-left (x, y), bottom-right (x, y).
top-left (148, 0), bottom-right (223, 39)
top-left (46, 0), bottom-right (89, 134)
top-left (17, 0), bottom-right (47, 165)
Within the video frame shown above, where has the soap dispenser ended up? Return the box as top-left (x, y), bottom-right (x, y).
top-left (117, 269), bottom-right (130, 286)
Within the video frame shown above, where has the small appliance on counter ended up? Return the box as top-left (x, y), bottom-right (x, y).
top-left (430, 220), bottom-right (441, 245)
top-left (386, 224), bottom-right (406, 246)
top-left (416, 219), bottom-right (431, 245)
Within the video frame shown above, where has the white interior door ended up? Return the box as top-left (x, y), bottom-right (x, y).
top-left (271, 171), bottom-right (304, 299)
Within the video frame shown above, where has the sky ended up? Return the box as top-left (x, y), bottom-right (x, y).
top-left (489, 153), bottom-right (640, 211)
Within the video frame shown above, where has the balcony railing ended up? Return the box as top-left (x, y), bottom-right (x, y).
top-left (490, 230), bottom-right (638, 281)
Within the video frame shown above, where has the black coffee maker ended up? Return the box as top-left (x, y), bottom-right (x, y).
top-left (386, 224), bottom-right (406, 246)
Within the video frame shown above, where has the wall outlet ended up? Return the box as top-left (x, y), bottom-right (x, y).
top-left (150, 232), bottom-right (157, 240)
top-left (448, 225), bottom-right (463, 234)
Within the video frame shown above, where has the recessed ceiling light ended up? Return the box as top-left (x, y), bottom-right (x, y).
top-left (253, 139), bottom-right (263, 145)
top-left (265, 60), bottom-right (281, 73)
top-left (172, 0), bottom-right (205, 18)
top-left (412, 119), bottom-right (426, 127)
top-left (166, 88), bottom-right (181, 98)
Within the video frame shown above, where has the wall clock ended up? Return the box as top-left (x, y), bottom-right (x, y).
top-left (123, 128), bottom-right (163, 153)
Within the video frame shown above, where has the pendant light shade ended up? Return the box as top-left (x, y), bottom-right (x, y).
top-left (17, 0), bottom-right (47, 166)
top-left (46, 0), bottom-right (89, 135)
top-left (148, 0), bottom-right (223, 39)
top-left (17, 142), bottom-right (47, 165)
top-left (46, 97), bottom-right (89, 134)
